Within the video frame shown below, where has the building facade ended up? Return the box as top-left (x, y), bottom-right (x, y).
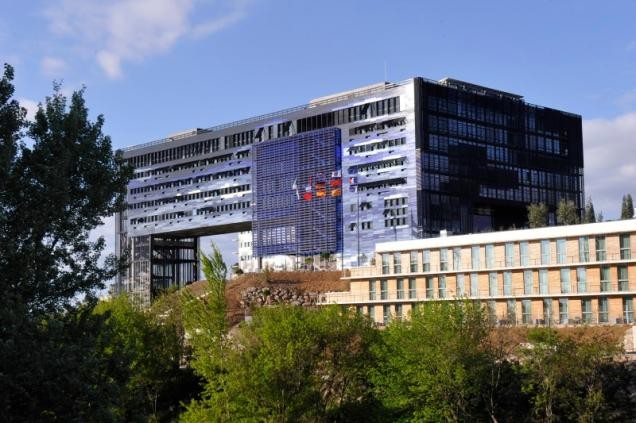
top-left (116, 77), bottom-right (583, 303)
top-left (324, 220), bottom-right (636, 326)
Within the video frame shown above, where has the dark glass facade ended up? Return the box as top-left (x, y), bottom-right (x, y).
top-left (415, 78), bottom-right (584, 237)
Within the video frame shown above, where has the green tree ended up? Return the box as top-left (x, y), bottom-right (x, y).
top-left (94, 295), bottom-right (195, 422)
top-left (556, 198), bottom-right (580, 225)
top-left (583, 197), bottom-right (596, 223)
top-left (527, 202), bottom-right (549, 228)
top-left (622, 194), bottom-right (634, 219)
top-left (371, 301), bottom-right (498, 421)
top-left (0, 64), bottom-right (132, 421)
top-left (519, 328), bottom-right (623, 422)
top-left (180, 245), bottom-right (231, 421)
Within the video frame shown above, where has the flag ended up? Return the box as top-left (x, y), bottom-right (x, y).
top-left (329, 170), bottom-right (342, 189)
top-left (292, 178), bottom-right (299, 200)
top-left (315, 173), bottom-right (326, 198)
top-left (303, 176), bottom-right (312, 201)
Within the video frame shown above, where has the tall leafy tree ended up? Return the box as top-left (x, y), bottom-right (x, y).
top-left (0, 63), bottom-right (132, 421)
top-left (372, 301), bottom-right (499, 421)
top-left (527, 202), bottom-right (548, 228)
top-left (556, 198), bottom-right (580, 225)
top-left (583, 197), bottom-right (596, 223)
top-left (622, 194), bottom-right (634, 219)
top-left (519, 328), bottom-right (626, 422)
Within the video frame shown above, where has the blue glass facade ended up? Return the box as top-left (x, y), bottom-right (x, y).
top-left (253, 128), bottom-right (342, 256)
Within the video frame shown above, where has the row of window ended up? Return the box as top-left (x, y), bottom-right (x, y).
top-left (350, 117), bottom-right (407, 136)
top-left (130, 167), bottom-right (250, 195)
top-left (370, 265), bottom-right (631, 301)
top-left (297, 96), bottom-right (400, 133)
top-left (127, 138), bottom-right (221, 168)
top-left (132, 152), bottom-right (234, 179)
top-left (381, 235), bottom-right (632, 274)
top-left (347, 137), bottom-right (406, 155)
top-left (130, 200), bottom-right (251, 225)
top-left (128, 184), bottom-right (251, 210)
top-left (348, 157), bottom-right (406, 174)
top-left (361, 298), bottom-right (634, 326)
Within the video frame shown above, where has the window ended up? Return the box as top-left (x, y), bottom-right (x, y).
top-left (507, 299), bottom-right (516, 323)
top-left (620, 234), bottom-right (631, 260)
top-left (600, 266), bottom-right (611, 292)
top-left (397, 278), bottom-right (404, 299)
top-left (440, 249), bottom-right (448, 271)
top-left (576, 267), bottom-right (587, 293)
top-left (541, 240), bottom-right (551, 265)
top-left (380, 279), bottom-right (388, 300)
top-left (438, 275), bottom-right (446, 298)
top-left (470, 273), bottom-right (479, 296)
top-left (426, 277), bottom-right (434, 299)
top-left (578, 236), bottom-right (590, 262)
top-left (524, 270), bottom-right (533, 295)
top-left (595, 236), bottom-right (606, 261)
top-left (422, 250), bottom-right (430, 272)
top-left (368, 305), bottom-right (375, 322)
top-left (456, 274), bottom-right (465, 296)
top-left (503, 271), bottom-right (512, 295)
top-left (539, 269), bottom-right (548, 294)
top-left (381, 254), bottom-right (390, 274)
top-left (522, 300), bottom-right (532, 324)
top-left (598, 297), bottom-right (609, 323)
top-left (369, 279), bottom-right (376, 300)
top-left (356, 305), bottom-right (363, 316)
top-left (488, 300), bottom-right (497, 322)
top-left (520, 241), bottom-right (529, 266)
top-left (624, 297), bottom-right (634, 323)
top-left (560, 268), bottom-right (571, 293)
top-left (505, 243), bottom-right (514, 267)
top-left (410, 251), bottom-right (418, 273)
top-left (543, 298), bottom-right (552, 324)
top-left (408, 277), bottom-right (416, 299)
top-left (559, 298), bottom-right (569, 324)
top-left (453, 247), bottom-right (462, 271)
top-left (471, 246), bottom-right (480, 269)
top-left (393, 253), bottom-right (402, 274)
top-left (618, 266), bottom-right (629, 291)
top-left (489, 272), bottom-right (498, 296)
top-left (582, 299), bottom-right (592, 323)
top-left (556, 239), bottom-right (566, 264)
top-left (485, 244), bottom-right (495, 268)
top-left (395, 303), bottom-right (403, 319)
top-left (383, 305), bottom-right (390, 325)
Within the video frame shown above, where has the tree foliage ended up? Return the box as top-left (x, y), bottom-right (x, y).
top-left (372, 301), bottom-right (502, 421)
top-left (519, 328), bottom-right (628, 422)
top-left (527, 202), bottom-right (548, 228)
top-left (556, 198), bottom-right (580, 225)
top-left (583, 197), bottom-right (596, 223)
top-left (0, 63), bottom-right (133, 421)
top-left (621, 194), bottom-right (634, 219)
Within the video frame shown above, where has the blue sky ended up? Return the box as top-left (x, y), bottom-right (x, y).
top-left (3, 0), bottom-right (636, 267)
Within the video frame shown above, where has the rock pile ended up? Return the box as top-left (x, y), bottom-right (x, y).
top-left (240, 286), bottom-right (325, 309)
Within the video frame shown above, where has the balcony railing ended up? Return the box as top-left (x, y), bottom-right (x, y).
top-left (320, 281), bottom-right (636, 305)
top-left (346, 250), bottom-right (636, 279)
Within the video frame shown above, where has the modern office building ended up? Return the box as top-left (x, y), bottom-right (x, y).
top-left (323, 220), bottom-right (636, 326)
top-left (116, 77), bottom-right (583, 304)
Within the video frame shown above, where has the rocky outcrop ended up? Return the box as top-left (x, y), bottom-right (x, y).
top-left (240, 286), bottom-right (325, 309)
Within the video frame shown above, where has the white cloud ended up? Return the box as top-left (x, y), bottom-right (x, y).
top-left (45, 0), bottom-right (250, 79)
top-left (41, 56), bottom-right (68, 77)
top-left (583, 111), bottom-right (636, 219)
top-left (18, 98), bottom-right (39, 121)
